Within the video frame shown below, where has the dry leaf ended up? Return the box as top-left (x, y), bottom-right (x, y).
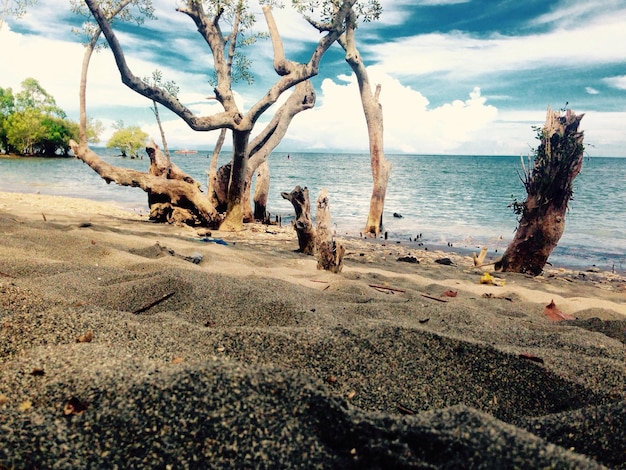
top-left (544, 300), bottom-right (574, 321)
top-left (442, 290), bottom-right (457, 298)
top-left (327, 375), bottom-right (337, 384)
top-left (347, 391), bottom-right (357, 400)
top-left (76, 331), bottom-right (93, 343)
top-left (30, 368), bottom-right (45, 376)
top-left (171, 357), bottom-right (184, 364)
top-left (0, 395), bottom-right (8, 406)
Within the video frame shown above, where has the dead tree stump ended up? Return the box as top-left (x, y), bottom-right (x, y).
top-left (495, 107), bottom-right (585, 275)
top-left (281, 186), bottom-right (316, 255)
top-left (315, 188), bottom-right (345, 273)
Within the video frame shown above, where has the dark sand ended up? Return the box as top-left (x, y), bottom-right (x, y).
top-left (0, 192), bottom-right (624, 469)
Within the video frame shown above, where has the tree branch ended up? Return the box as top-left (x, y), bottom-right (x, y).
top-left (84, 0), bottom-right (237, 131)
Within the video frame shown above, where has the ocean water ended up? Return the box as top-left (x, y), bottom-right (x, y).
top-left (1, 149), bottom-right (624, 272)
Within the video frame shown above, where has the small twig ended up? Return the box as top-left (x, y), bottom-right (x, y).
top-left (420, 293), bottom-right (448, 303)
top-left (41, 213), bottom-right (47, 221)
top-left (397, 403), bottom-right (416, 415)
top-left (369, 284), bottom-right (406, 293)
top-left (133, 292), bottom-right (175, 314)
top-left (310, 279), bottom-right (330, 284)
top-left (0, 272), bottom-right (13, 278)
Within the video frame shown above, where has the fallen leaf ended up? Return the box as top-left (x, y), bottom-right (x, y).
top-left (327, 375), bottom-right (337, 384)
top-left (479, 272), bottom-right (494, 284)
top-left (30, 368), bottom-right (45, 376)
top-left (442, 290), bottom-right (457, 298)
top-left (0, 395), bottom-right (8, 406)
top-left (347, 391), bottom-right (357, 400)
top-left (76, 331), bottom-right (93, 343)
top-left (544, 300), bottom-right (575, 321)
top-left (171, 357), bottom-right (184, 364)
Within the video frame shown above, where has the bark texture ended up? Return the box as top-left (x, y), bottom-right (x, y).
top-left (315, 188), bottom-right (345, 273)
top-left (495, 108), bottom-right (585, 275)
top-left (281, 186), bottom-right (316, 255)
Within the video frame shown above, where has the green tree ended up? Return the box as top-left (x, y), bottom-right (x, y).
top-left (3, 78), bottom-right (79, 156)
top-left (106, 121), bottom-right (148, 158)
top-left (15, 77), bottom-right (64, 117)
top-left (0, 86), bottom-right (15, 153)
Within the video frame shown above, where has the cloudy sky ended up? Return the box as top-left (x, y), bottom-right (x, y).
top-left (1, 0), bottom-right (625, 156)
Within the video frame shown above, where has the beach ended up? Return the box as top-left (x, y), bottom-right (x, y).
top-left (0, 191), bottom-right (624, 468)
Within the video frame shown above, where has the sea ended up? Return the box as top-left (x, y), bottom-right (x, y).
top-left (1, 148), bottom-right (624, 273)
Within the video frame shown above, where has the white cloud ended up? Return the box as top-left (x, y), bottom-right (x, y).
top-left (368, 9), bottom-right (626, 79)
top-left (604, 75), bottom-right (626, 91)
top-left (585, 87), bottom-right (599, 95)
top-left (285, 67), bottom-right (499, 154)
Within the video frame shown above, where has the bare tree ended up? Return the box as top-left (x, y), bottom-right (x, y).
top-left (495, 107), bottom-right (585, 275)
top-left (299, 1), bottom-right (386, 237)
top-left (70, 0), bottom-right (363, 230)
top-left (143, 69), bottom-right (179, 167)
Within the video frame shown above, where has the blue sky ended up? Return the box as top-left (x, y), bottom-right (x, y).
top-left (1, 0), bottom-right (625, 156)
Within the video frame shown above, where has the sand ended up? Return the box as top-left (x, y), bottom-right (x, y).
top-left (0, 191), bottom-right (624, 469)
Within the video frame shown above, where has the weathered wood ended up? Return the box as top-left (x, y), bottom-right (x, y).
top-left (315, 188), bottom-right (345, 273)
top-left (281, 185), bottom-right (316, 255)
top-left (338, 14), bottom-right (391, 237)
top-left (70, 140), bottom-right (221, 227)
top-left (253, 160), bottom-right (270, 222)
top-left (495, 108), bottom-right (585, 275)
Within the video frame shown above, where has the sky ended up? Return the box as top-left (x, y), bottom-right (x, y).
top-left (1, 0), bottom-right (625, 156)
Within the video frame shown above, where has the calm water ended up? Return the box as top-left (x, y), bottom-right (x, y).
top-left (1, 149), bottom-right (624, 272)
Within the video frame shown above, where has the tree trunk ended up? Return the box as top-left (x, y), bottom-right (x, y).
top-left (339, 15), bottom-right (391, 238)
top-left (151, 100), bottom-right (171, 166)
top-left (315, 188), bottom-right (345, 273)
top-left (253, 160), bottom-right (270, 222)
top-left (495, 108), bottom-right (585, 275)
top-left (281, 185), bottom-right (316, 255)
top-left (207, 128), bottom-right (227, 209)
top-left (220, 129), bottom-right (250, 231)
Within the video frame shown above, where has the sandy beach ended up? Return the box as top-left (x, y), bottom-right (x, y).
top-left (0, 191), bottom-right (624, 468)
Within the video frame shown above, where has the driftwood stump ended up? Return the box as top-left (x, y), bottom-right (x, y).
top-left (495, 107), bottom-right (585, 275)
top-left (315, 188), bottom-right (345, 273)
top-left (281, 186), bottom-right (316, 254)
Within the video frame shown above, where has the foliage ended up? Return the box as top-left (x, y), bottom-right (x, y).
top-left (509, 108), bottom-right (585, 219)
top-left (1, 79), bottom-right (79, 156)
top-left (70, 0), bottom-right (155, 49)
top-left (0, 86), bottom-right (15, 151)
top-left (86, 116), bottom-right (104, 144)
top-left (106, 122), bottom-right (148, 158)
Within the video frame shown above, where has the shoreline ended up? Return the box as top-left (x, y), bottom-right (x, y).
top-left (1, 190), bottom-right (624, 467)
top-left (0, 189), bottom-right (621, 275)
